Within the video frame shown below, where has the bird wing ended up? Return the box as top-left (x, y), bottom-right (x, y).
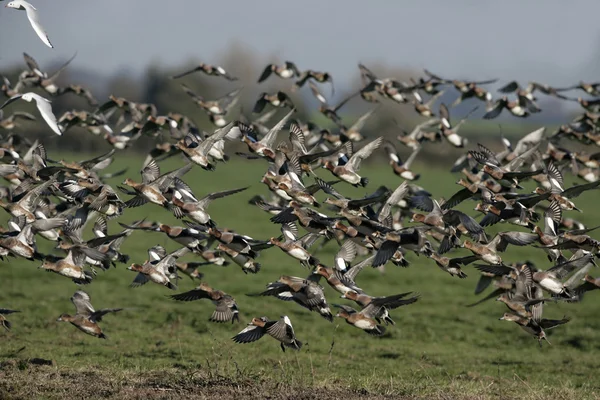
top-left (259, 108), bottom-right (295, 147)
top-left (170, 66), bottom-right (202, 79)
top-left (23, 52), bottom-right (44, 77)
top-left (347, 107), bottom-right (377, 132)
top-left (348, 136), bottom-right (383, 171)
top-left (257, 65), bottom-right (273, 83)
top-left (344, 255), bottom-right (374, 283)
top-left (316, 177), bottom-right (345, 200)
top-left (30, 94), bottom-right (61, 135)
top-left (90, 308), bottom-right (122, 323)
top-left (169, 287), bottom-right (211, 301)
top-left (483, 99), bottom-right (506, 120)
top-left (335, 239), bottom-right (357, 269)
top-left (197, 186), bottom-right (248, 210)
top-left (47, 52), bottom-right (78, 83)
top-left (0, 95), bottom-right (24, 111)
top-left (309, 81), bottom-right (328, 106)
top-left (141, 158), bottom-right (160, 184)
top-left (547, 253), bottom-right (595, 280)
top-left (403, 146), bottom-right (421, 169)
top-left (70, 290), bottom-right (95, 317)
top-left (266, 318), bottom-right (293, 342)
top-left (22, 1), bottom-right (53, 48)
top-left (232, 323), bottom-right (266, 343)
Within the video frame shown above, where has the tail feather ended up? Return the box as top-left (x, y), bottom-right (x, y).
top-left (117, 253), bottom-right (130, 264)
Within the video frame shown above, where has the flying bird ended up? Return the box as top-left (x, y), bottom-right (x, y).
top-left (5, 1), bottom-right (53, 48)
top-left (0, 93), bottom-right (61, 135)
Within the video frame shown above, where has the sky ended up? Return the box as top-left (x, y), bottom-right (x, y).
top-left (1, 0), bottom-right (600, 88)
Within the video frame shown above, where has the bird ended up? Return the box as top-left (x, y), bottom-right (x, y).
top-left (170, 63), bottom-right (238, 81)
top-left (56, 291), bottom-right (123, 339)
top-left (232, 315), bottom-right (302, 352)
top-left (322, 136), bottom-right (383, 187)
top-left (0, 93), bottom-right (61, 135)
top-left (257, 61), bottom-right (301, 83)
top-left (170, 282), bottom-right (239, 323)
top-left (5, 1), bottom-right (53, 48)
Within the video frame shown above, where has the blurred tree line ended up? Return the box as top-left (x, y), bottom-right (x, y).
top-left (0, 43), bottom-right (569, 166)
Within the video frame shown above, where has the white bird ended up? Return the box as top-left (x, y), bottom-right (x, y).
top-left (5, 1), bottom-right (53, 49)
top-left (0, 93), bottom-right (62, 135)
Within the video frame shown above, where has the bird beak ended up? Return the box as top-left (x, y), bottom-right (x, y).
top-left (56, 317), bottom-right (62, 322)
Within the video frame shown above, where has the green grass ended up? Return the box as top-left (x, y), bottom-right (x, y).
top-left (1, 153), bottom-right (600, 399)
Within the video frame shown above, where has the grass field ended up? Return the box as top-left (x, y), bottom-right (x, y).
top-left (1, 151), bottom-right (600, 400)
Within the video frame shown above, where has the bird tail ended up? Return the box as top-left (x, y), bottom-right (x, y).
top-left (117, 253), bottom-right (130, 264)
top-left (2, 319), bottom-right (11, 331)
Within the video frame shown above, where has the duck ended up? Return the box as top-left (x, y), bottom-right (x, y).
top-left (342, 290), bottom-right (420, 325)
top-left (339, 107), bottom-right (377, 142)
top-left (0, 178), bottom-right (55, 223)
top-left (232, 315), bottom-right (302, 352)
top-left (206, 226), bottom-right (271, 259)
top-left (56, 291), bottom-right (123, 339)
top-left (323, 136), bottom-right (383, 187)
top-left (316, 178), bottom-right (386, 217)
top-left (176, 123), bottom-right (234, 171)
top-left (410, 198), bottom-right (485, 253)
top-left (170, 186), bottom-right (247, 227)
top-left (216, 243), bottom-right (261, 274)
top-left (532, 253), bottom-right (597, 297)
top-left (122, 158), bottom-right (192, 208)
top-left (372, 227), bottom-right (433, 267)
top-left (483, 95), bottom-right (541, 119)
top-left (534, 160), bottom-right (600, 212)
top-left (40, 243), bottom-right (108, 283)
top-left (1, 76), bottom-right (24, 98)
top-left (334, 304), bottom-right (386, 336)
top-left (294, 70), bottom-right (334, 95)
top-left (308, 81), bottom-right (357, 125)
top-left (251, 275), bottom-right (333, 321)
top-left (170, 282), bottom-right (239, 323)
top-left (437, 103), bottom-right (475, 148)
top-left (253, 91), bottom-right (295, 114)
top-left (462, 231), bottom-right (538, 265)
top-left (497, 81), bottom-right (569, 101)
top-left (411, 89), bottom-right (445, 117)
top-left (171, 62), bottom-right (238, 81)
top-left (499, 313), bottom-right (570, 347)
top-left (574, 274), bottom-right (600, 296)
top-left (0, 109), bottom-right (36, 131)
top-left (180, 84), bottom-right (242, 116)
top-left (257, 61), bottom-right (301, 83)
top-left (127, 247), bottom-right (190, 290)
top-left (427, 253), bottom-right (469, 278)
top-left (0, 217), bottom-right (63, 260)
top-left (311, 256), bottom-right (372, 295)
top-left (269, 224), bottom-right (319, 266)
top-left (383, 141), bottom-right (421, 181)
top-left (236, 109), bottom-right (295, 160)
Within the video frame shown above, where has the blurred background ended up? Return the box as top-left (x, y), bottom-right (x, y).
top-left (1, 0), bottom-right (600, 158)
